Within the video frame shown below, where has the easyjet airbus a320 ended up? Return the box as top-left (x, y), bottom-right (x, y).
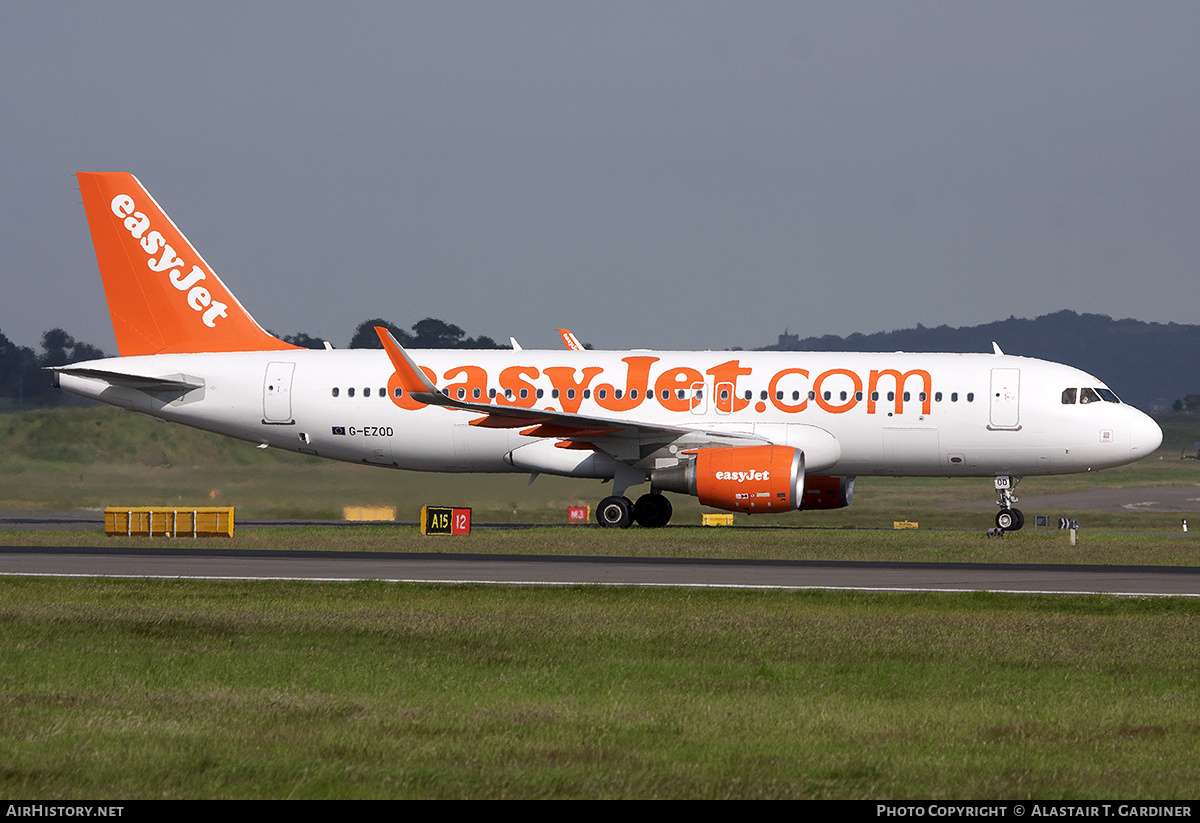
top-left (55, 173), bottom-right (1163, 530)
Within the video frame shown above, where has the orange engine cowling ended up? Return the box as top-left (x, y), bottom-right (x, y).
top-left (651, 445), bottom-right (804, 513)
top-left (799, 475), bottom-right (855, 510)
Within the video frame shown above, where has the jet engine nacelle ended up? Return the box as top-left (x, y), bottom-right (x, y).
top-left (651, 445), bottom-right (804, 513)
top-left (799, 475), bottom-right (856, 510)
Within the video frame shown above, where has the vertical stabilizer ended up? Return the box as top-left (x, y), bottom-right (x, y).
top-left (76, 172), bottom-right (296, 356)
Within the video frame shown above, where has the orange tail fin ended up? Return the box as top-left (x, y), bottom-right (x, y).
top-left (77, 172), bottom-right (297, 356)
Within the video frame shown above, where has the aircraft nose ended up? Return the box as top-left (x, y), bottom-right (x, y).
top-left (1129, 410), bottom-right (1163, 459)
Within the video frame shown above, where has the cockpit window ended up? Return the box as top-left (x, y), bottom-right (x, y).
top-left (1066, 386), bottom-right (1121, 405)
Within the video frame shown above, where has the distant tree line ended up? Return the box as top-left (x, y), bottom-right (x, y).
top-left (0, 328), bottom-right (106, 408)
top-left (762, 310), bottom-right (1200, 414)
top-left (345, 318), bottom-right (504, 350)
top-left (277, 318), bottom-right (505, 350)
top-left (0, 317), bottom-right (505, 409)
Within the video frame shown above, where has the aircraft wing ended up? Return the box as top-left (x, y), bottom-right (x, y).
top-left (375, 327), bottom-right (766, 463)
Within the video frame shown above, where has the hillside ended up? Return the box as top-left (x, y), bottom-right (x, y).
top-left (761, 310), bottom-right (1199, 412)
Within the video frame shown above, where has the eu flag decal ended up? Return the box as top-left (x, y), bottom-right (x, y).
top-left (331, 426), bottom-right (346, 435)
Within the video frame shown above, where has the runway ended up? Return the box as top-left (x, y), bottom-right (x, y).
top-left (3, 546), bottom-right (1199, 596)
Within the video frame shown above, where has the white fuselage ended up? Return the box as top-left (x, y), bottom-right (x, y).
top-left (57, 347), bottom-right (1163, 480)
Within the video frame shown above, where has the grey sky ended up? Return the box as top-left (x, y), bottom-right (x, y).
top-left (3, 2), bottom-right (1198, 353)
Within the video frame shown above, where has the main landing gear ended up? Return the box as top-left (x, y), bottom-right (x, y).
top-left (994, 475), bottom-right (1024, 532)
top-left (596, 492), bottom-right (673, 528)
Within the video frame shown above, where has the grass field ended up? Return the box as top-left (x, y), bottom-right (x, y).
top-left (2, 578), bottom-right (1199, 799)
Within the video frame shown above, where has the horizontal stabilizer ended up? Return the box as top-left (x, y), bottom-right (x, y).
top-left (51, 366), bottom-right (205, 393)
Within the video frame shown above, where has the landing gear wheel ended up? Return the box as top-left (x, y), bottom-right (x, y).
top-left (633, 493), bottom-right (673, 528)
top-left (597, 496), bottom-right (634, 528)
top-left (996, 508), bottom-right (1025, 532)
top-left (993, 476), bottom-right (1024, 532)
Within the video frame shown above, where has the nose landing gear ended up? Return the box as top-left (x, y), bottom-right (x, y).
top-left (994, 476), bottom-right (1024, 532)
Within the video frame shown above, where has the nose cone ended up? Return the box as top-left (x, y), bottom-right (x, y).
top-left (1129, 410), bottom-right (1163, 460)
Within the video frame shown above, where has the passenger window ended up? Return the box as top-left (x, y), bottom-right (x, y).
top-left (967, 393), bottom-right (974, 402)
top-left (395, 388), bottom-right (403, 398)
top-left (331, 387), bottom-right (339, 398)
top-left (348, 387), bottom-right (355, 398)
top-left (1062, 388), bottom-right (1077, 404)
top-left (363, 387), bottom-right (371, 398)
